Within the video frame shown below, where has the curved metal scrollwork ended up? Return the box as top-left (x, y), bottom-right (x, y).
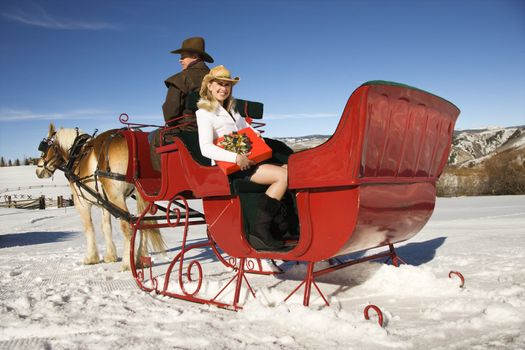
top-left (245, 259), bottom-right (255, 271)
top-left (165, 198), bottom-right (182, 227)
top-left (176, 196), bottom-right (203, 296)
top-left (130, 195), bottom-right (258, 309)
top-left (159, 196), bottom-right (204, 297)
top-left (137, 256), bottom-right (158, 292)
top-left (364, 304), bottom-right (384, 327)
top-left (448, 270), bottom-right (465, 288)
top-left (119, 113), bottom-right (129, 124)
top-left (119, 112), bottom-right (163, 129)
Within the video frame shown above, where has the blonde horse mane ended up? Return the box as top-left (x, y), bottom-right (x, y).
top-left (54, 128), bottom-right (87, 159)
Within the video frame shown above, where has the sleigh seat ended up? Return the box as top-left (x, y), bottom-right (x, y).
top-left (154, 131), bottom-right (300, 243)
top-left (121, 100), bottom-right (300, 247)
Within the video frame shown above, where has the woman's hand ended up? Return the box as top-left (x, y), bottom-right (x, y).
top-left (236, 154), bottom-right (255, 171)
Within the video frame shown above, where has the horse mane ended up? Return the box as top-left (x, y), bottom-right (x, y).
top-left (55, 128), bottom-right (87, 158)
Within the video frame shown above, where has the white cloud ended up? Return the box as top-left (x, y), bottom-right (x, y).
top-left (0, 108), bottom-right (113, 121)
top-left (2, 6), bottom-right (119, 31)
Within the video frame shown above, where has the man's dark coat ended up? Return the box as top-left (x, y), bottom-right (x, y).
top-left (162, 60), bottom-right (209, 129)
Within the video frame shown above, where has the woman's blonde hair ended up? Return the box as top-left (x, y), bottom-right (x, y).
top-left (197, 79), bottom-right (236, 113)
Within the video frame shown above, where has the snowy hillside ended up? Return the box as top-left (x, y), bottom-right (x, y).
top-left (0, 166), bottom-right (524, 349)
top-left (449, 126), bottom-right (525, 167)
top-left (277, 126), bottom-right (525, 168)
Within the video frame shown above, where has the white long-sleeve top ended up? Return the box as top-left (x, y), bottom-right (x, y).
top-left (196, 104), bottom-right (260, 164)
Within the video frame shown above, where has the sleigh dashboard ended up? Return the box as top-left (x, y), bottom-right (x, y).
top-left (120, 129), bottom-right (231, 201)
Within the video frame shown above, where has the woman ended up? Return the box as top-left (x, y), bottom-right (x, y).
top-left (196, 65), bottom-right (288, 251)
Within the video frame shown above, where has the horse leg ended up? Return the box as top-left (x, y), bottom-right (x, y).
top-left (96, 132), bottom-right (164, 270)
top-left (137, 226), bottom-right (149, 266)
top-left (117, 217), bottom-right (133, 271)
top-left (101, 208), bottom-right (118, 263)
top-left (73, 193), bottom-right (100, 265)
top-left (135, 192), bottom-right (166, 259)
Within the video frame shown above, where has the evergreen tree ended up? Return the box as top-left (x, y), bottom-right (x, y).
top-left (14, 159), bottom-right (21, 166)
top-left (0, 156), bottom-right (5, 167)
top-left (24, 157), bottom-right (30, 166)
top-left (8, 159), bottom-right (12, 166)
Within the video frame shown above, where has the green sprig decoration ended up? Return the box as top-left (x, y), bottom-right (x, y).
top-left (218, 131), bottom-right (253, 155)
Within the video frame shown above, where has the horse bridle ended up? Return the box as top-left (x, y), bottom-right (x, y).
top-left (37, 132), bottom-right (65, 173)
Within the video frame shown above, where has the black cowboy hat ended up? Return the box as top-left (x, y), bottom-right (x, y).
top-left (171, 37), bottom-right (214, 63)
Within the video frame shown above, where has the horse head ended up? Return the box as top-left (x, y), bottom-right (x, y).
top-left (36, 123), bottom-right (79, 178)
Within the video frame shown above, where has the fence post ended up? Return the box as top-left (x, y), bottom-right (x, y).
top-left (57, 195), bottom-right (63, 208)
top-left (39, 195), bottom-right (46, 210)
top-left (8, 195), bottom-right (11, 208)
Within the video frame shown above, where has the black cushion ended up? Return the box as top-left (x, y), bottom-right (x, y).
top-left (175, 131), bottom-right (211, 166)
top-left (185, 91), bottom-right (264, 120)
top-left (235, 99), bottom-right (264, 119)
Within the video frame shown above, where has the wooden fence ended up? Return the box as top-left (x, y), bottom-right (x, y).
top-left (0, 194), bottom-right (74, 209)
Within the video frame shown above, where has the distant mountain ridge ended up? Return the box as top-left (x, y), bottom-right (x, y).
top-left (276, 125), bottom-right (525, 167)
top-left (275, 135), bottom-right (330, 152)
top-left (449, 125), bottom-right (525, 167)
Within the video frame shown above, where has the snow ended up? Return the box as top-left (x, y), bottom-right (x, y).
top-left (1, 166), bottom-right (525, 349)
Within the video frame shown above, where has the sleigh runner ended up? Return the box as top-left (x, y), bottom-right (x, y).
top-left (37, 80), bottom-right (460, 312)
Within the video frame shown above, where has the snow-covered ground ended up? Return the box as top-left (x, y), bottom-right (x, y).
top-left (1, 166), bottom-right (524, 349)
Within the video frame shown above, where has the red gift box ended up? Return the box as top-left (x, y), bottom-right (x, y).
top-left (215, 128), bottom-right (272, 175)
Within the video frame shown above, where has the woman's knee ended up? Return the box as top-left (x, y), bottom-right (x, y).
top-left (277, 166), bottom-right (288, 184)
top-left (266, 164), bottom-right (287, 182)
top-left (250, 164), bottom-right (287, 184)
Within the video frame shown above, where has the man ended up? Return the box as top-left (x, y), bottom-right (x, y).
top-left (162, 36), bottom-right (214, 130)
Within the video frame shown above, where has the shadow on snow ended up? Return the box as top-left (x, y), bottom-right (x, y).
top-left (274, 237), bottom-right (447, 288)
top-left (393, 236), bottom-right (446, 266)
top-left (0, 231), bottom-right (79, 248)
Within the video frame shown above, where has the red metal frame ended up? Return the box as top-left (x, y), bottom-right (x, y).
top-left (448, 270), bottom-right (465, 288)
top-left (364, 305), bottom-right (384, 327)
top-left (120, 81), bottom-right (459, 311)
top-left (129, 195), bottom-right (274, 310)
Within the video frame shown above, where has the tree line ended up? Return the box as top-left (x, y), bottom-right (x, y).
top-left (0, 156), bottom-right (38, 167)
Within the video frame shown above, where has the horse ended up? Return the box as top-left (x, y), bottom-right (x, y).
top-left (36, 123), bottom-right (165, 271)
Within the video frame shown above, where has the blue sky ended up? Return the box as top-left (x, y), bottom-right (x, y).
top-left (1, 0), bottom-right (524, 161)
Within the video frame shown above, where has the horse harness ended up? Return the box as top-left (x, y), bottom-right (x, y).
top-left (38, 129), bottom-right (134, 222)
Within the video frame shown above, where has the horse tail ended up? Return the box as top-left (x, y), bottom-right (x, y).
top-left (135, 191), bottom-right (166, 253)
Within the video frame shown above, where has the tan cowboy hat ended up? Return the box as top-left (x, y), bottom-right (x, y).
top-left (171, 36), bottom-right (214, 63)
top-left (200, 65), bottom-right (240, 97)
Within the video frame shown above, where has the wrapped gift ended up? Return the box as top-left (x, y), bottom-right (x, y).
top-left (215, 127), bottom-right (272, 175)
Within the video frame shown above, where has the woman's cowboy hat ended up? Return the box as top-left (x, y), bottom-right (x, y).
top-left (171, 37), bottom-right (214, 63)
top-left (200, 65), bottom-right (240, 97)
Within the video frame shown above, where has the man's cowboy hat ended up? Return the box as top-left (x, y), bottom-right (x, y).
top-left (171, 37), bottom-right (214, 63)
top-left (200, 65), bottom-right (240, 97)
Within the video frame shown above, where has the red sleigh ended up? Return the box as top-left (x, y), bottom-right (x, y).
top-left (120, 81), bottom-right (460, 310)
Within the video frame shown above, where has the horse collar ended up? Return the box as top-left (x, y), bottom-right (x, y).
top-left (64, 133), bottom-right (92, 175)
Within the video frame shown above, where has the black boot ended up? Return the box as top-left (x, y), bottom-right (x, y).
top-left (248, 194), bottom-right (285, 251)
top-left (273, 201), bottom-right (289, 234)
top-left (273, 198), bottom-right (299, 241)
